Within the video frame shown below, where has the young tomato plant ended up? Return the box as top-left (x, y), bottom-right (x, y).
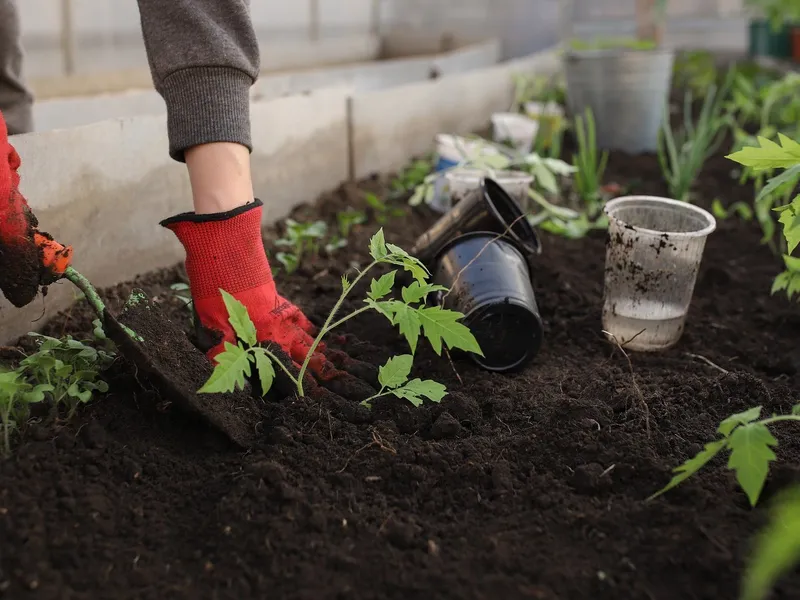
top-left (361, 354), bottom-right (446, 408)
top-left (0, 369), bottom-right (51, 457)
top-left (365, 192), bottom-right (405, 225)
top-left (199, 230), bottom-right (483, 403)
top-left (275, 218), bottom-right (328, 273)
top-left (649, 404), bottom-right (800, 507)
top-left (727, 133), bottom-right (800, 300)
top-left (19, 333), bottom-right (114, 419)
top-left (390, 157), bottom-right (434, 195)
top-left (740, 485), bottom-right (800, 600)
top-left (324, 208), bottom-right (367, 255)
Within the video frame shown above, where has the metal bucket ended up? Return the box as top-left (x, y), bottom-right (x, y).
top-left (564, 48), bottom-right (675, 154)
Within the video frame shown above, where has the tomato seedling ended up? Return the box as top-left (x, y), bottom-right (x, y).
top-left (199, 230), bottom-right (483, 403)
top-left (649, 404), bottom-right (800, 507)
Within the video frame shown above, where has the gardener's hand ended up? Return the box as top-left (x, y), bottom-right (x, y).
top-left (161, 200), bottom-right (377, 400)
top-left (0, 112), bottom-right (72, 307)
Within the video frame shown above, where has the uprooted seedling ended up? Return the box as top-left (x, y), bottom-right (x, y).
top-left (649, 404), bottom-right (800, 507)
top-left (199, 229), bottom-right (482, 406)
top-left (0, 332), bottom-right (114, 456)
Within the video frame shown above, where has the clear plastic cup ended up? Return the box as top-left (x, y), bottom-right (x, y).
top-left (602, 196), bottom-right (717, 351)
top-left (445, 168), bottom-right (533, 209)
top-left (490, 113), bottom-right (539, 153)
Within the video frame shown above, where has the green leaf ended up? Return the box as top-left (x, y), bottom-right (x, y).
top-left (372, 301), bottom-right (422, 354)
top-left (22, 383), bottom-right (54, 404)
top-left (401, 281), bottom-right (448, 305)
top-left (417, 306), bottom-right (483, 356)
top-left (389, 378), bottom-right (447, 407)
top-left (718, 406), bottom-right (763, 437)
top-left (647, 439), bottom-right (728, 501)
top-left (773, 195), bottom-right (800, 254)
top-left (220, 290), bottom-right (257, 347)
top-left (726, 134), bottom-right (800, 171)
top-left (369, 229), bottom-right (388, 260)
top-left (757, 164), bottom-right (800, 203)
top-left (198, 342), bottom-right (252, 394)
top-left (728, 422), bottom-right (778, 507)
top-left (740, 486), bottom-right (800, 600)
top-left (383, 242), bottom-right (429, 283)
top-left (378, 355), bottom-right (413, 389)
top-left (250, 348), bottom-right (276, 397)
top-left (792, 404), bottom-right (800, 416)
top-left (367, 271), bottom-right (397, 301)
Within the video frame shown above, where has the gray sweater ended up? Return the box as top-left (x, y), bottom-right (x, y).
top-left (137, 0), bottom-right (260, 161)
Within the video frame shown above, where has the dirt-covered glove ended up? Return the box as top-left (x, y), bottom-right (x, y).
top-left (161, 200), bottom-right (376, 400)
top-left (0, 111), bottom-right (72, 307)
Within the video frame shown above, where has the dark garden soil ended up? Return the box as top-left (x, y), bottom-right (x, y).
top-left (2, 149), bottom-right (800, 600)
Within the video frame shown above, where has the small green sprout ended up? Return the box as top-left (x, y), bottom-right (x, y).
top-left (649, 404), bottom-right (800, 507)
top-left (0, 369), bottom-right (52, 457)
top-left (365, 193), bottom-right (405, 225)
top-left (361, 354), bottom-right (446, 408)
top-left (275, 218), bottom-right (328, 273)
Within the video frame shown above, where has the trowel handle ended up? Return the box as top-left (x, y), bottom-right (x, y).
top-left (33, 232), bottom-right (73, 278)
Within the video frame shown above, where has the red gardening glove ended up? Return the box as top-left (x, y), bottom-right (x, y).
top-left (161, 200), bottom-right (376, 400)
top-left (0, 111), bottom-right (72, 307)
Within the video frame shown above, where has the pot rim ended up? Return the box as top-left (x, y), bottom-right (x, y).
top-left (604, 195), bottom-right (717, 239)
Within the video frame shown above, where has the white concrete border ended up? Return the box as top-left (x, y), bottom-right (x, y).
top-left (33, 39), bottom-right (502, 132)
top-left (0, 45), bottom-right (560, 343)
top-left (350, 46), bottom-right (560, 178)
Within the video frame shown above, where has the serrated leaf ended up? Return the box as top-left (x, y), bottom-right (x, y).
top-left (401, 281), bottom-right (448, 305)
top-left (369, 229), bottom-right (388, 260)
top-left (727, 134), bottom-right (800, 171)
top-left (718, 406), bottom-right (763, 437)
top-left (383, 242), bottom-right (429, 282)
top-left (250, 348), bottom-right (276, 397)
top-left (728, 422), bottom-right (778, 506)
top-left (774, 195), bottom-right (800, 254)
top-left (417, 306), bottom-right (483, 356)
top-left (378, 355), bottom-right (413, 389)
top-left (342, 274), bottom-right (351, 291)
top-left (220, 290), bottom-right (257, 347)
top-left (198, 342), bottom-right (251, 394)
top-left (389, 378), bottom-right (447, 407)
top-left (757, 164), bottom-right (800, 203)
top-left (648, 439), bottom-right (728, 501)
top-left (740, 486), bottom-right (800, 600)
top-left (373, 301), bottom-right (422, 354)
top-left (368, 271), bottom-right (397, 301)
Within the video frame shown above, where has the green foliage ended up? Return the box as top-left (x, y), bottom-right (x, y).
top-left (365, 192), bottom-right (406, 224)
top-left (572, 108), bottom-right (608, 211)
top-left (361, 355), bottom-right (447, 408)
top-left (201, 231), bottom-right (482, 401)
top-left (390, 158), bottom-right (434, 194)
top-left (569, 37), bottom-right (657, 51)
top-left (657, 73), bottom-right (733, 202)
top-left (197, 291), bottom-right (275, 396)
top-left (20, 333), bottom-right (113, 420)
top-left (275, 218), bottom-right (328, 273)
top-left (649, 405), bottom-right (800, 507)
top-left (711, 199), bottom-right (754, 222)
top-left (740, 485), bottom-right (800, 600)
top-left (673, 50), bottom-right (718, 98)
top-left (727, 133), bottom-right (800, 299)
top-left (511, 73), bottom-right (566, 112)
top-left (0, 370), bottom-right (49, 457)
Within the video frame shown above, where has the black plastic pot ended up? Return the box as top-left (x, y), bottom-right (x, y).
top-left (411, 177), bottom-right (541, 268)
top-left (432, 231), bottom-right (543, 372)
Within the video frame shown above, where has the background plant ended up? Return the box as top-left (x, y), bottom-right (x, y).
top-left (657, 73), bottom-right (733, 202)
top-left (0, 369), bottom-right (51, 456)
top-left (275, 218), bottom-right (328, 273)
top-left (365, 192), bottom-right (406, 224)
top-left (200, 230), bottom-right (482, 403)
top-left (727, 133), bottom-right (800, 300)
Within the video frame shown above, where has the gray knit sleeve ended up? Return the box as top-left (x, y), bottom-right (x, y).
top-left (136, 0), bottom-right (260, 162)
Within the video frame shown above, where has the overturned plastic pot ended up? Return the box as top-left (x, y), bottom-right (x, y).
top-left (411, 177), bottom-right (541, 268)
top-left (432, 232), bottom-right (543, 372)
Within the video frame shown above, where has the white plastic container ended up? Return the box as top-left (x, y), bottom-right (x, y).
top-left (602, 196), bottom-right (717, 351)
top-left (445, 168), bottom-right (533, 208)
top-left (434, 134), bottom-right (499, 166)
top-left (491, 113), bottom-right (539, 153)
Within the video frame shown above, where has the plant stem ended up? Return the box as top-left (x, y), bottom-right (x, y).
top-left (326, 306), bottom-right (372, 332)
top-left (64, 266), bottom-right (106, 318)
top-left (296, 260), bottom-right (378, 396)
top-left (759, 415), bottom-right (800, 427)
top-left (360, 386), bottom-right (387, 406)
top-left (260, 347), bottom-right (299, 388)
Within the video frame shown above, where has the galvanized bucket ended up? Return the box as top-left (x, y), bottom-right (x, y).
top-left (564, 48), bottom-right (675, 154)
